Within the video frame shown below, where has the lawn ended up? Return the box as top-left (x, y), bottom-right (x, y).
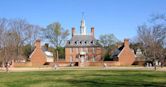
top-left (0, 70), bottom-right (166, 87)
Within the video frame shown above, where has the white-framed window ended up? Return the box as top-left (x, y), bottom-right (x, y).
top-left (70, 48), bottom-right (73, 54)
top-left (70, 56), bottom-right (73, 62)
top-left (91, 41), bottom-right (94, 45)
top-left (85, 48), bottom-right (88, 53)
top-left (80, 48), bottom-right (83, 52)
top-left (76, 48), bottom-right (79, 54)
top-left (68, 41), bottom-right (71, 44)
top-left (75, 41), bottom-right (78, 45)
top-left (80, 41), bottom-right (82, 45)
top-left (86, 55), bottom-right (89, 62)
top-left (85, 41), bottom-right (87, 45)
top-left (92, 47), bottom-right (95, 53)
top-left (92, 56), bottom-right (95, 62)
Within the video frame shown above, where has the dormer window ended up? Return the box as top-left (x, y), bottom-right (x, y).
top-left (85, 41), bottom-right (87, 44)
top-left (75, 41), bottom-right (77, 45)
top-left (68, 41), bottom-right (71, 44)
top-left (91, 41), bottom-right (94, 45)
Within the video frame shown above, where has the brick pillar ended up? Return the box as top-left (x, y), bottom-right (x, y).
top-left (72, 27), bottom-right (75, 37)
top-left (35, 40), bottom-right (41, 48)
top-left (124, 39), bottom-right (129, 47)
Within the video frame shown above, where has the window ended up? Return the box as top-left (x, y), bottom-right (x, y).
top-left (85, 41), bottom-right (87, 44)
top-left (68, 41), bottom-right (70, 44)
top-left (80, 41), bottom-right (82, 45)
top-left (80, 48), bottom-right (83, 51)
top-left (70, 48), bottom-right (73, 54)
top-left (76, 48), bottom-right (79, 53)
top-left (92, 56), bottom-right (95, 62)
top-left (92, 48), bottom-right (95, 53)
top-left (91, 41), bottom-right (94, 45)
top-left (84, 48), bottom-right (88, 52)
top-left (84, 41), bottom-right (88, 45)
top-left (75, 41), bottom-right (77, 45)
top-left (70, 56), bottom-right (73, 62)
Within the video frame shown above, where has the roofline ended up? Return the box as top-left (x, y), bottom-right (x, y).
top-left (117, 47), bottom-right (125, 57)
top-left (29, 48), bottom-right (47, 59)
top-left (117, 47), bottom-right (136, 58)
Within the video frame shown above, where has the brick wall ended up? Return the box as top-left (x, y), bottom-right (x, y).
top-left (65, 47), bottom-right (102, 62)
top-left (30, 40), bottom-right (46, 67)
top-left (85, 61), bottom-right (120, 66)
top-left (118, 39), bottom-right (135, 66)
top-left (13, 62), bottom-right (32, 67)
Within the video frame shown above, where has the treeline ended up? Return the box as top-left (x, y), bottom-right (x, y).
top-left (0, 18), bottom-right (42, 65)
top-left (0, 18), bottom-right (70, 66)
top-left (131, 14), bottom-right (166, 68)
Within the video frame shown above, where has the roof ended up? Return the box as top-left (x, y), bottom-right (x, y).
top-left (65, 35), bottom-right (102, 47)
top-left (111, 45), bottom-right (124, 59)
top-left (29, 45), bottom-right (53, 59)
top-left (44, 51), bottom-right (53, 57)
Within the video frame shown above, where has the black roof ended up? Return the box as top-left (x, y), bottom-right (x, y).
top-left (65, 35), bottom-right (102, 47)
top-left (111, 45), bottom-right (124, 59)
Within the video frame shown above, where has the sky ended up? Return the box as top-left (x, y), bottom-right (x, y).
top-left (0, 0), bottom-right (166, 41)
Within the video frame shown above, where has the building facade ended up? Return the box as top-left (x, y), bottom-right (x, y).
top-left (30, 40), bottom-right (54, 67)
top-left (65, 19), bottom-right (102, 66)
top-left (111, 39), bottom-right (136, 65)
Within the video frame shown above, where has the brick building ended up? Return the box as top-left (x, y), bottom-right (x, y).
top-left (30, 40), bottom-right (54, 67)
top-left (111, 39), bottom-right (136, 65)
top-left (65, 19), bottom-right (102, 66)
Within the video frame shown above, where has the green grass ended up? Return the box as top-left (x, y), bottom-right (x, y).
top-left (0, 70), bottom-right (166, 87)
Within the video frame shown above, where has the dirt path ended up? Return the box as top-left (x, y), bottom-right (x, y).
top-left (1, 67), bottom-right (166, 72)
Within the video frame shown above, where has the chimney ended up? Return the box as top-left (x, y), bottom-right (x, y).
top-left (124, 39), bottom-right (129, 47)
top-left (91, 27), bottom-right (94, 37)
top-left (72, 27), bottom-right (75, 37)
top-left (35, 40), bottom-right (41, 48)
top-left (45, 43), bottom-right (49, 51)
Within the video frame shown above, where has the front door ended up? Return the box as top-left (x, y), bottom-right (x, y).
top-left (80, 55), bottom-right (85, 63)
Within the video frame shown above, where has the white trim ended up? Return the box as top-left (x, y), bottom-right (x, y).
top-left (29, 48), bottom-right (37, 59)
top-left (117, 47), bottom-right (125, 57)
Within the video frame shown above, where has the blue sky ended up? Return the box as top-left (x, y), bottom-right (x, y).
top-left (0, 0), bottom-right (166, 41)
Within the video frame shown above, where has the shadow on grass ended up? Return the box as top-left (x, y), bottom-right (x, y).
top-left (1, 70), bottom-right (166, 87)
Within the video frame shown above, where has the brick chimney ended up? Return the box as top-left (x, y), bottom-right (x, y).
top-left (124, 39), bottom-right (129, 47)
top-left (72, 27), bottom-right (75, 37)
top-left (45, 43), bottom-right (49, 51)
top-left (91, 27), bottom-right (94, 37)
top-left (35, 40), bottom-right (41, 48)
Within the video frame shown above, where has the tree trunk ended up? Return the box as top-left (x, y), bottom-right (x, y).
top-left (5, 62), bottom-right (9, 72)
top-left (56, 50), bottom-right (59, 61)
top-left (154, 64), bottom-right (157, 70)
top-left (154, 60), bottom-right (157, 71)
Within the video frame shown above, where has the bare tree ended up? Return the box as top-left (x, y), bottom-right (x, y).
top-left (1, 31), bottom-right (19, 72)
top-left (9, 19), bottom-right (41, 60)
top-left (0, 18), bottom-right (8, 67)
top-left (0, 18), bottom-right (42, 71)
top-left (137, 14), bottom-right (166, 70)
